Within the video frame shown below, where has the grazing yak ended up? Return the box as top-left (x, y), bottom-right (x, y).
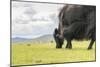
top-left (53, 4), bottom-right (96, 50)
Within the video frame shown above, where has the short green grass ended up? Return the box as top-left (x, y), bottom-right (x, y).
top-left (12, 41), bottom-right (95, 66)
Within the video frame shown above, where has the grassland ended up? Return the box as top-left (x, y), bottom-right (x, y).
top-left (12, 41), bottom-right (95, 66)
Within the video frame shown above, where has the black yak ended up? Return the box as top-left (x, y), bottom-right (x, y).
top-left (53, 4), bottom-right (96, 50)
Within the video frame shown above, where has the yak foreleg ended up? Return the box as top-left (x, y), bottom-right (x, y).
top-left (66, 40), bottom-right (72, 49)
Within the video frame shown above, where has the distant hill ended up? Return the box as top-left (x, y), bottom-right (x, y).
top-left (12, 34), bottom-right (54, 43)
top-left (12, 37), bottom-right (31, 42)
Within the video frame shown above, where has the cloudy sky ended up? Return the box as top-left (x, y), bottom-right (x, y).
top-left (12, 1), bottom-right (65, 38)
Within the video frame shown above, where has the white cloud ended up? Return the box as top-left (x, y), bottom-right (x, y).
top-left (12, 1), bottom-right (65, 38)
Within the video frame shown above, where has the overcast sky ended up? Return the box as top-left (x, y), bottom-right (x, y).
top-left (12, 1), bottom-right (65, 38)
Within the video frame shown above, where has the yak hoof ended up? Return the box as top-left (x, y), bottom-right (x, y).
top-left (87, 47), bottom-right (92, 50)
top-left (56, 47), bottom-right (62, 49)
top-left (65, 47), bottom-right (72, 49)
top-left (68, 47), bottom-right (72, 49)
top-left (56, 46), bottom-right (62, 49)
top-left (87, 47), bottom-right (93, 50)
top-left (65, 45), bottom-right (72, 49)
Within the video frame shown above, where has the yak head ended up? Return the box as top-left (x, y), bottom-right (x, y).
top-left (53, 28), bottom-right (64, 48)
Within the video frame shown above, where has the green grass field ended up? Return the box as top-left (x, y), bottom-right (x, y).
top-left (12, 41), bottom-right (95, 66)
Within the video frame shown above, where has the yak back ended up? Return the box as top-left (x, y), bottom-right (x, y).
top-left (59, 4), bottom-right (95, 26)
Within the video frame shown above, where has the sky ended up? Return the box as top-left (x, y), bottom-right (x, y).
top-left (12, 1), bottom-right (65, 38)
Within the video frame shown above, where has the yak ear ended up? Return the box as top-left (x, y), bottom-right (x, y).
top-left (54, 28), bottom-right (58, 34)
